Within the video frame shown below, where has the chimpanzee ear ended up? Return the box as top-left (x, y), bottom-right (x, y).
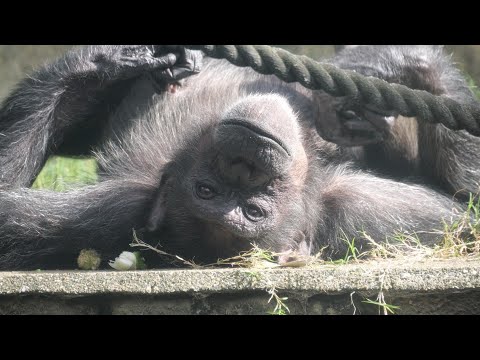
top-left (146, 167), bottom-right (172, 232)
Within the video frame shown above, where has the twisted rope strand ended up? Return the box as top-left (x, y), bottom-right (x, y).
top-left (178, 45), bottom-right (480, 136)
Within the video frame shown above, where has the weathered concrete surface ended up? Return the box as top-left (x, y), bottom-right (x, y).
top-left (1, 259), bottom-right (480, 314)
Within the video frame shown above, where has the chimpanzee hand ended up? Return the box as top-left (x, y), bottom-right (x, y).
top-left (315, 93), bottom-right (396, 147)
top-left (91, 45), bottom-right (203, 82)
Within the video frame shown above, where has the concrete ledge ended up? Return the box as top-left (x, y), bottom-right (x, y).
top-left (1, 259), bottom-right (480, 314)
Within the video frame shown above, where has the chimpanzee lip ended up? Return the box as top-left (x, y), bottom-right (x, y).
top-left (220, 119), bottom-right (291, 156)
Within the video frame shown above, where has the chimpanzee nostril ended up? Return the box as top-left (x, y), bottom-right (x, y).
top-left (226, 159), bottom-right (252, 186)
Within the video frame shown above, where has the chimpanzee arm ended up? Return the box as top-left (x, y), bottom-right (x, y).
top-left (0, 179), bottom-right (157, 270)
top-left (316, 166), bottom-right (463, 259)
top-left (411, 50), bottom-right (480, 197)
top-left (359, 45), bottom-right (480, 196)
top-left (0, 45), bottom-right (202, 188)
top-left (316, 45), bottom-right (480, 196)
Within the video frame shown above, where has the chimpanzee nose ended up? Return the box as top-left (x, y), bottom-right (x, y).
top-left (218, 157), bottom-right (270, 187)
top-left (226, 159), bottom-right (252, 186)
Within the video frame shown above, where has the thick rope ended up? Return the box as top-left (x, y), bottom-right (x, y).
top-left (174, 45), bottom-right (480, 137)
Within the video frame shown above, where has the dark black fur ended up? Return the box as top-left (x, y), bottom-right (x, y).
top-left (0, 45), bottom-right (478, 270)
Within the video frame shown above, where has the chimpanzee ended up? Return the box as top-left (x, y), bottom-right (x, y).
top-left (0, 45), bottom-right (478, 269)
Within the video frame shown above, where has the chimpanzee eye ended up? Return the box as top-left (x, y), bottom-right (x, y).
top-left (244, 204), bottom-right (264, 221)
top-left (196, 183), bottom-right (216, 200)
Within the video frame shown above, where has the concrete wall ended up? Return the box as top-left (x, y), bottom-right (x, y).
top-left (1, 260), bottom-right (479, 315)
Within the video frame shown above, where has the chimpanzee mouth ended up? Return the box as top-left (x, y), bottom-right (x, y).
top-left (220, 119), bottom-right (291, 157)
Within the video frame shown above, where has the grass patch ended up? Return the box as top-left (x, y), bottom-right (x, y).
top-left (466, 73), bottom-right (480, 99)
top-left (361, 272), bottom-right (400, 315)
top-left (267, 286), bottom-right (290, 315)
top-left (362, 297), bottom-right (400, 315)
top-left (32, 156), bottom-right (98, 191)
top-left (361, 194), bottom-right (480, 262)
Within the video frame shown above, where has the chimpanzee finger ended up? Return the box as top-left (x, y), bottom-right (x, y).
top-left (155, 49), bottom-right (203, 81)
top-left (362, 109), bottom-right (397, 134)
